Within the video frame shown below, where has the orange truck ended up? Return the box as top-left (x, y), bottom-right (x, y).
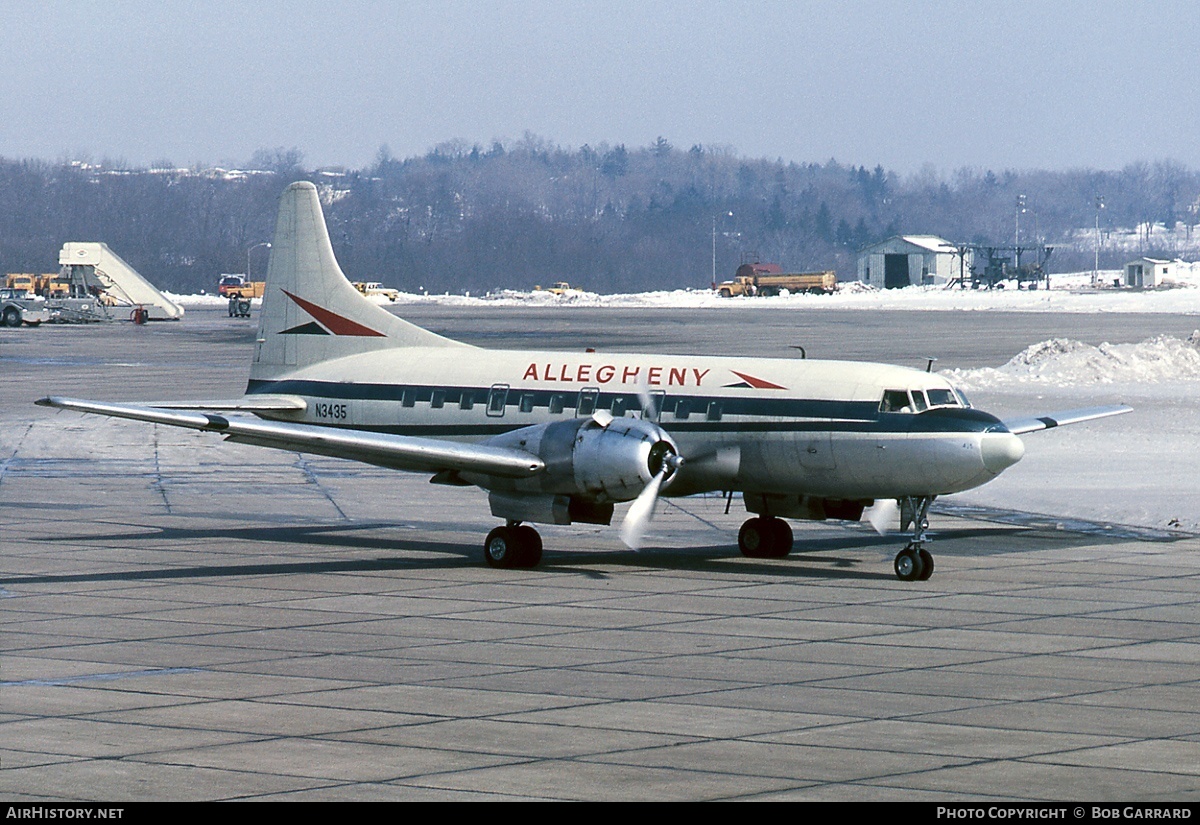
top-left (5, 273), bottom-right (62, 295)
top-left (716, 268), bottom-right (837, 297)
top-left (218, 274), bottom-right (266, 298)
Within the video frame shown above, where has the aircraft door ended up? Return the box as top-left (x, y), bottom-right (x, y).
top-left (577, 387), bottom-right (599, 417)
top-left (643, 391), bottom-right (665, 422)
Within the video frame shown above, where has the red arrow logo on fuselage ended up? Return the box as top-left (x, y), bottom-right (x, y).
top-left (728, 370), bottom-right (787, 390)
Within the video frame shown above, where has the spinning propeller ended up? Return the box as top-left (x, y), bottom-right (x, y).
top-left (864, 498), bottom-right (900, 535)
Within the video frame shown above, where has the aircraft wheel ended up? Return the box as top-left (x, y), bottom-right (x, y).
top-left (513, 525), bottom-right (543, 568)
top-left (917, 549), bottom-right (934, 581)
top-left (738, 517), bottom-right (768, 558)
top-left (484, 526), bottom-right (520, 569)
top-left (765, 518), bottom-right (793, 558)
top-left (739, 517), bottom-right (791, 558)
top-left (894, 547), bottom-right (926, 582)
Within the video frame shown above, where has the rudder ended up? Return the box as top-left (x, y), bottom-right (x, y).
top-left (251, 181), bottom-right (466, 380)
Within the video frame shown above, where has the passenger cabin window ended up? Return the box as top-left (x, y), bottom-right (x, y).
top-left (610, 396), bottom-right (628, 417)
top-left (431, 390), bottom-right (446, 409)
top-left (549, 394), bottom-right (565, 415)
top-left (519, 393), bottom-right (535, 413)
top-left (706, 401), bottom-right (722, 421)
top-left (401, 388), bottom-right (416, 408)
top-left (460, 393), bottom-right (475, 411)
top-left (673, 399), bottom-right (690, 420)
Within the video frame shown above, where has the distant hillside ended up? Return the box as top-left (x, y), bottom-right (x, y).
top-left (2, 143), bottom-right (1197, 294)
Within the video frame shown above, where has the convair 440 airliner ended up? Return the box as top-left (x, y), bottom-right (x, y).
top-left (38, 182), bottom-right (1130, 581)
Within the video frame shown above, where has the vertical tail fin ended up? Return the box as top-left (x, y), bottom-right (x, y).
top-left (251, 181), bottom-right (466, 381)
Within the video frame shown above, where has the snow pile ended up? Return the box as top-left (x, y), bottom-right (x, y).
top-left (944, 332), bottom-right (1200, 389)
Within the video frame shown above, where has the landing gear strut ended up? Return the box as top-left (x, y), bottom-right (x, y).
top-left (483, 522), bottom-right (543, 569)
top-left (893, 496), bottom-right (935, 582)
top-left (738, 516), bottom-right (793, 559)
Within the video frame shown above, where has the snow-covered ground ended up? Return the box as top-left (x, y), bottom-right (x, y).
top-left (167, 266), bottom-right (1200, 313)
top-left (943, 333), bottom-right (1199, 536)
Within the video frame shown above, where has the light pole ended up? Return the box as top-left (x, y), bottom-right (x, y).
top-left (247, 242), bottom-right (271, 281)
top-left (711, 211), bottom-right (733, 289)
top-left (1015, 194), bottom-right (1026, 268)
top-left (1093, 196), bottom-right (1104, 286)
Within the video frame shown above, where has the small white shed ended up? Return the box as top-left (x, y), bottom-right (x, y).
top-left (1124, 258), bottom-right (1173, 288)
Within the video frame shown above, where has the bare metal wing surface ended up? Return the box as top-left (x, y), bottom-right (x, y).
top-left (1003, 405), bottom-right (1133, 435)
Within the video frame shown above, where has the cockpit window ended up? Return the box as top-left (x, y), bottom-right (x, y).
top-left (880, 390), bottom-right (911, 413)
top-left (882, 387), bottom-right (965, 414)
top-left (926, 388), bottom-right (958, 408)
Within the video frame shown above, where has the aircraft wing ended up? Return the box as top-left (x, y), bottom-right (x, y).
top-left (35, 397), bottom-right (544, 478)
top-left (1003, 404), bottom-right (1132, 435)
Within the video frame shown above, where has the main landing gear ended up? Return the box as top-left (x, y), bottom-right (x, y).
top-left (737, 516), bottom-right (793, 558)
top-left (893, 496), bottom-right (935, 582)
top-left (483, 522), bottom-right (543, 569)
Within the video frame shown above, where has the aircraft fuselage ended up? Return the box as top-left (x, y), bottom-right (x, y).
top-left (247, 346), bottom-right (1022, 502)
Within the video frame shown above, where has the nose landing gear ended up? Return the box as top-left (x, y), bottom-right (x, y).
top-left (893, 496), bottom-right (935, 581)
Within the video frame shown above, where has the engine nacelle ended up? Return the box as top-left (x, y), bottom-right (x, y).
top-left (470, 414), bottom-right (680, 507)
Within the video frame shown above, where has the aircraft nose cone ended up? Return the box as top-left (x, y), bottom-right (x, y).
top-left (981, 432), bottom-right (1025, 473)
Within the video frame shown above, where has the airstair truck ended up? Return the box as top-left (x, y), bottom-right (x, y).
top-left (57, 243), bottom-right (185, 320)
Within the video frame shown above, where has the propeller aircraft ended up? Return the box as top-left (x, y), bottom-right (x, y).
top-left (37, 182), bottom-right (1130, 580)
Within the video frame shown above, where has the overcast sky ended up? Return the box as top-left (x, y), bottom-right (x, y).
top-left (3, 1), bottom-right (1197, 174)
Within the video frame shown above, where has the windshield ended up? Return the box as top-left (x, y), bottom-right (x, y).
top-left (880, 386), bottom-right (966, 414)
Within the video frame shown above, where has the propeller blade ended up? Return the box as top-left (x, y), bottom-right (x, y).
top-left (619, 468), bottom-right (667, 550)
top-left (865, 498), bottom-right (900, 535)
top-left (634, 373), bottom-right (656, 420)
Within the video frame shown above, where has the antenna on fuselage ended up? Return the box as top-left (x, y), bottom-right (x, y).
top-left (789, 345), bottom-right (807, 359)
top-left (925, 357), bottom-right (938, 373)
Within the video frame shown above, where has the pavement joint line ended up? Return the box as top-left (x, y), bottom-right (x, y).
top-left (1, 667), bottom-right (204, 687)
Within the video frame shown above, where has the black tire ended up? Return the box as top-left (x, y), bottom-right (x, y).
top-left (2, 307), bottom-right (21, 328)
top-left (484, 526), bottom-right (519, 569)
top-left (513, 525), bottom-right (543, 568)
top-left (917, 549), bottom-right (934, 581)
top-left (718, 289), bottom-right (732, 298)
top-left (894, 547), bottom-right (925, 581)
top-left (765, 518), bottom-right (793, 558)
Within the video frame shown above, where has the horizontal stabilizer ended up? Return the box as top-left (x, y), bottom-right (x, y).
top-left (36, 396), bottom-right (544, 478)
top-left (129, 394), bottom-right (308, 412)
top-left (1003, 404), bottom-right (1132, 435)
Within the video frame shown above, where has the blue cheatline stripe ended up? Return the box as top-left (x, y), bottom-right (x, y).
top-left (246, 379), bottom-right (1005, 435)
